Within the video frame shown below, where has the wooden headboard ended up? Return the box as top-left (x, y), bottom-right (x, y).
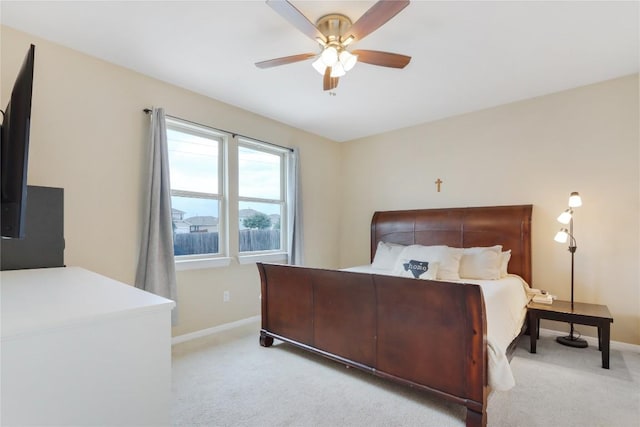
top-left (370, 205), bottom-right (533, 285)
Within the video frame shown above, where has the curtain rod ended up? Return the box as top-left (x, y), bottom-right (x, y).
top-left (143, 108), bottom-right (293, 152)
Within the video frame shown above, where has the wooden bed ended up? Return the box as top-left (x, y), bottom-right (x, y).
top-left (258, 205), bottom-right (532, 427)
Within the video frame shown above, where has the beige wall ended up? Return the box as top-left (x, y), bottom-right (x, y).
top-left (339, 75), bottom-right (640, 345)
top-left (3, 26), bottom-right (638, 345)
top-left (1, 27), bottom-right (342, 336)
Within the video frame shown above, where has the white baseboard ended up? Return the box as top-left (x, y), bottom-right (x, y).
top-left (172, 315), bottom-right (260, 345)
top-left (539, 327), bottom-right (640, 353)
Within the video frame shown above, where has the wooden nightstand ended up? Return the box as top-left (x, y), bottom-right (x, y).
top-left (527, 300), bottom-right (614, 368)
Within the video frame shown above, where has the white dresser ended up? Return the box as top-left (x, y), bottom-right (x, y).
top-left (1, 267), bottom-right (175, 426)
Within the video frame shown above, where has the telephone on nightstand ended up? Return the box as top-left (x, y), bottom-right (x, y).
top-left (527, 288), bottom-right (555, 304)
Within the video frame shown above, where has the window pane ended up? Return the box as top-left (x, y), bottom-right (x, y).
top-left (171, 196), bottom-right (220, 256)
top-left (239, 201), bottom-right (281, 252)
top-left (167, 128), bottom-right (219, 194)
top-left (238, 146), bottom-right (281, 200)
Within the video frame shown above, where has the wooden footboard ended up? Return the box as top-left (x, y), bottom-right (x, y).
top-left (258, 263), bottom-right (488, 427)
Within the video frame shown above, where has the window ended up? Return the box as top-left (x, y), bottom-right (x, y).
top-left (238, 139), bottom-right (287, 254)
top-left (166, 118), bottom-right (225, 259)
top-left (165, 117), bottom-right (290, 268)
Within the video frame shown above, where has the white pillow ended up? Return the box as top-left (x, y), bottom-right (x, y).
top-left (372, 241), bottom-right (405, 270)
top-left (392, 245), bottom-right (463, 281)
top-left (500, 250), bottom-right (512, 278)
top-left (395, 259), bottom-right (439, 280)
top-left (459, 245), bottom-right (502, 280)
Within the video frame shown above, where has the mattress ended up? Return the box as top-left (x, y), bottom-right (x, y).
top-left (342, 264), bottom-right (529, 391)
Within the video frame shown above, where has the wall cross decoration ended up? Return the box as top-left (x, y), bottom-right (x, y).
top-left (435, 178), bottom-right (443, 192)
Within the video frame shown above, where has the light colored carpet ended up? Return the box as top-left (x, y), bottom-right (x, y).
top-left (171, 325), bottom-right (640, 427)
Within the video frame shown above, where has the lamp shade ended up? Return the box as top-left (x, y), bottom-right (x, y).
top-left (554, 229), bottom-right (569, 243)
top-left (557, 209), bottom-right (573, 225)
top-left (321, 46), bottom-right (338, 67)
top-left (568, 192), bottom-right (582, 207)
top-left (312, 57), bottom-right (326, 75)
top-left (339, 50), bottom-right (358, 71)
top-left (330, 61), bottom-right (346, 77)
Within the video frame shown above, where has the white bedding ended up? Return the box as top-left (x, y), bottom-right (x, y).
top-left (342, 264), bottom-right (529, 391)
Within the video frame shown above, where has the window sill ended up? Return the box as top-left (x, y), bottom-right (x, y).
top-left (237, 252), bottom-right (288, 265)
top-left (175, 257), bottom-right (232, 271)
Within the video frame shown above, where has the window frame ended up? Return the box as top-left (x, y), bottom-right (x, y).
top-left (165, 117), bottom-right (230, 269)
top-left (237, 138), bottom-right (288, 258)
top-left (163, 117), bottom-right (292, 269)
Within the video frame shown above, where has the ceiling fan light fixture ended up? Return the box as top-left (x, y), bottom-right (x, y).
top-left (260, 0), bottom-right (412, 90)
top-left (330, 61), bottom-right (346, 78)
top-left (321, 46), bottom-right (338, 67)
top-left (339, 50), bottom-right (358, 71)
top-left (312, 56), bottom-right (326, 75)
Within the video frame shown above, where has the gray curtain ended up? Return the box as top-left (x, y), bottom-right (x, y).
top-left (287, 147), bottom-right (304, 265)
top-left (135, 107), bottom-right (178, 325)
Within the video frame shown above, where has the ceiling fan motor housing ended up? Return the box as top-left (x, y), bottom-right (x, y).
top-left (316, 14), bottom-right (353, 45)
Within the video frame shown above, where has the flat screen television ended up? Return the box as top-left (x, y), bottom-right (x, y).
top-left (1, 44), bottom-right (35, 239)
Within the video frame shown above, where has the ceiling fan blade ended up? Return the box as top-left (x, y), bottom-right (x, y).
top-left (255, 53), bottom-right (316, 69)
top-left (352, 50), bottom-right (411, 68)
top-left (345, 0), bottom-right (410, 41)
top-left (267, 0), bottom-right (325, 42)
top-left (323, 67), bottom-right (339, 91)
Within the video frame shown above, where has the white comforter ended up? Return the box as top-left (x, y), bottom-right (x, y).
top-left (342, 265), bottom-right (529, 391)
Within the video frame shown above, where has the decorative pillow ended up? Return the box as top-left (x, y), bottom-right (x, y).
top-left (392, 245), bottom-right (463, 281)
top-left (500, 250), bottom-right (512, 277)
top-left (396, 259), bottom-right (439, 280)
top-left (371, 241), bottom-right (405, 270)
top-left (459, 245), bottom-right (502, 280)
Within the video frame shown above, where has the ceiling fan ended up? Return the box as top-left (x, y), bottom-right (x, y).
top-left (255, 0), bottom-right (412, 91)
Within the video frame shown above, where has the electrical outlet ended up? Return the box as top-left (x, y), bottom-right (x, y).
top-left (223, 290), bottom-right (230, 302)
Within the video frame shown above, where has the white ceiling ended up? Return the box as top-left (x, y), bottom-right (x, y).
top-left (1, 1), bottom-right (638, 142)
